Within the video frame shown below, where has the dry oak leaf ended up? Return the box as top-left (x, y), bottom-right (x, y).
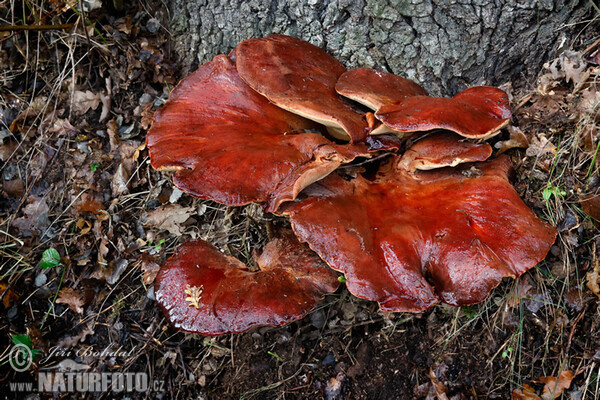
top-left (56, 288), bottom-right (85, 314)
top-left (512, 384), bottom-right (541, 400)
top-left (495, 126), bottom-right (530, 155)
top-left (539, 370), bottom-right (574, 400)
top-left (144, 204), bottom-right (193, 235)
top-left (586, 260), bottom-right (600, 299)
top-left (71, 90), bottom-right (102, 115)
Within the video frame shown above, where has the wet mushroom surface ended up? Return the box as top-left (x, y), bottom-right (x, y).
top-left (397, 131), bottom-right (493, 172)
top-left (146, 34), bottom-right (558, 335)
top-left (279, 155), bottom-right (557, 312)
top-left (235, 34), bottom-right (368, 142)
top-left (155, 228), bottom-right (340, 335)
top-left (375, 86), bottom-right (512, 139)
top-left (146, 54), bottom-right (369, 212)
top-left (335, 67), bottom-right (428, 110)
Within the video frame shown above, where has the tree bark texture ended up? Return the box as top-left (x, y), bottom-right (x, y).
top-left (168, 0), bottom-right (593, 95)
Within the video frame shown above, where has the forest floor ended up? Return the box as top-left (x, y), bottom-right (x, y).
top-left (1, 2), bottom-right (600, 399)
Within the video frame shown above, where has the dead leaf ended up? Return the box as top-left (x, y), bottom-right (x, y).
top-left (526, 134), bottom-right (557, 158)
top-left (562, 52), bottom-right (588, 87)
top-left (112, 163), bottom-right (130, 196)
top-left (512, 384), bottom-right (541, 400)
top-left (0, 281), bottom-right (18, 308)
top-left (56, 288), bottom-right (85, 314)
top-left (140, 102), bottom-right (154, 130)
top-left (0, 141), bottom-right (18, 162)
top-left (578, 87), bottom-right (600, 117)
top-left (428, 367), bottom-right (449, 400)
top-left (581, 195), bottom-right (600, 225)
top-left (508, 278), bottom-right (533, 308)
top-left (11, 195), bottom-right (50, 236)
top-left (144, 204), bottom-right (193, 235)
top-left (76, 219), bottom-right (92, 235)
top-left (3, 178), bottom-right (24, 197)
top-left (496, 126), bottom-right (530, 155)
top-left (48, 118), bottom-right (80, 137)
top-left (139, 253), bottom-right (160, 285)
top-left (77, 193), bottom-right (105, 215)
top-left (71, 90), bottom-right (102, 115)
top-left (99, 78), bottom-right (112, 122)
top-left (586, 260), bottom-right (600, 299)
top-left (539, 370), bottom-right (574, 400)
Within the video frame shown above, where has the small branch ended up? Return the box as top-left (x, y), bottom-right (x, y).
top-left (0, 24), bottom-right (74, 32)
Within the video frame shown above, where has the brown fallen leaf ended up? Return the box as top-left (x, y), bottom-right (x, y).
top-left (11, 195), bottom-right (50, 236)
top-left (0, 141), bottom-right (18, 162)
top-left (526, 134), bottom-right (557, 158)
top-left (581, 195), bottom-right (600, 228)
top-left (428, 367), bottom-right (449, 400)
top-left (71, 90), bottom-right (102, 115)
top-left (75, 219), bottom-right (92, 236)
top-left (139, 253), bottom-right (160, 285)
top-left (144, 204), bottom-right (193, 235)
top-left (539, 370), bottom-right (574, 400)
top-left (512, 384), bottom-right (541, 400)
top-left (76, 193), bottom-right (105, 215)
top-left (508, 278), bottom-right (533, 308)
top-left (0, 281), bottom-right (18, 308)
top-left (56, 288), bottom-right (85, 314)
top-left (586, 260), bottom-right (600, 299)
top-left (495, 126), bottom-right (530, 155)
top-left (140, 102), bottom-right (155, 130)
top-left (3, 178), bottom-right (24, 197)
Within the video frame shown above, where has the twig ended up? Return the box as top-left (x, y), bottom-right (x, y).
top-left (0, 24), bottom-right (74, 32)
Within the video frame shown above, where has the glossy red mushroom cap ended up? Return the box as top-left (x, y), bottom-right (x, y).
top-left (335, 67), bottom-right (428, 110)
top-left (235, 34), bottom-right (368, 142)
top-left (375, 86), bottom-right (512, 139)
top-left (155, 229), bottom-right (340, 335)
top-left (279, 156), bottom-right (557, 312)
top-left (146, 55), bottom-right (368, 212)
top-left (397, 132), bottom-right (493, 172)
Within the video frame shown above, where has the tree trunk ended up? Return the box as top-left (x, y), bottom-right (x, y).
top-left (167, 0), bottom-right (593, 95)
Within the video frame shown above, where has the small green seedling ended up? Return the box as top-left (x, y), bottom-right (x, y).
top-left (337, 275), bottom-right (346, 283)
top-left (90, 163), bottom-right (100, 172)
top-left (542, 185), bottom-right (566, 203)
top-left (40, 248), bottom-right (61, 269)
top-left (267, 351), bottom-right (283, 362)
top-left (502, 346), bottom-right (514, 359)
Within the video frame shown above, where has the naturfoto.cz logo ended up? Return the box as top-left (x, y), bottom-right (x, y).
top-left (8, 343), bottom-right (164, 394)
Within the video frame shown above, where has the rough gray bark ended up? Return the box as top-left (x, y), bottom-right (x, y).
top-left (167, 0), bottom-right (592, 95)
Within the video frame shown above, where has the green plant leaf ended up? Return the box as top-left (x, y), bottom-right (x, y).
top-left (12, 334), bottom-right (33, 348)
top-left (542, 187), bottom-right (553, 202)
top-left (40, 248), bottom-right (61, 269)
top-left (90, 163), bottom-right (100, 172)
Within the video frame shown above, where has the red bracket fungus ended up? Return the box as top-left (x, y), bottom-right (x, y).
top-left (397, 132), bottom-right (493, 172)
top-left (146, 34), bottom-right (557, 335)
top-left (335, 67), bottom-right (428, 111)
top-left (146, 54), bottom-right (368, 212)
top-left (235, 34), bottom-right (368, 142)
top-left (155, 229), bottom-right (339, 335)
top-left (279, 153), bottom-right (557, 312)
top-left (375, 86), bottom-right (512, 139)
